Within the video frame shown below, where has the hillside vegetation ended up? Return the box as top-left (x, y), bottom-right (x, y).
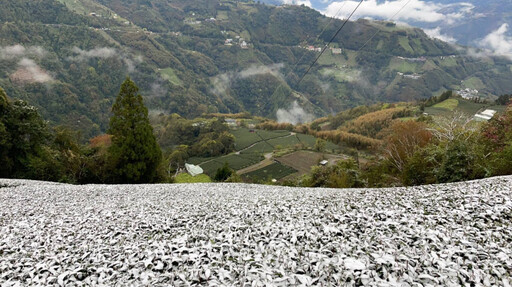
top-left (1, 0), bottom-right (512, 138)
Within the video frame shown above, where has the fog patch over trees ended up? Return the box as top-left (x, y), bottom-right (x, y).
top-left (277, 101), bottom-right (315, 124)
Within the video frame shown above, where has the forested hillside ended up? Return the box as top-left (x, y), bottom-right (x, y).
top-left (1, 0), bottom-right (511, 137)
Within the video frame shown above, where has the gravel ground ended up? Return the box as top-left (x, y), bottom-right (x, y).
top-left (0, 176), bottom-right (511, 286)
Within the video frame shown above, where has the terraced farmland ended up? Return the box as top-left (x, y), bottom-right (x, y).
top-left (241, 162), bottom-right (297, 182)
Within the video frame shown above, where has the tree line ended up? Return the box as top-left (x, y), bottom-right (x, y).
top-left (0, 77), bottom-right (239, 184)
top-left (281, 103), bottom-right (512, 188)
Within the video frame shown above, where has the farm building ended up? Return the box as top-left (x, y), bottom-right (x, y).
top-left (474, 109), bottom-right (497, 121)
top-left (225, 118), bottom-right (237, 127)
top-left (185, 164), bottom-right (204, 177)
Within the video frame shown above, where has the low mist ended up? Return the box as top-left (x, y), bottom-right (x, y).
top-left (276, 101), bottom-right (314, 125)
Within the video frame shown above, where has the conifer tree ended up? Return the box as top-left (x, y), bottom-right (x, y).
top-left (108, 78), bottom-right (162, 183)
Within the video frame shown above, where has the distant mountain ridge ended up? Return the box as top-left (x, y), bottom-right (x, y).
top-left (0, 0), bottom-right (511, 137)
top-left (260, 0), bottom-right (512, 47)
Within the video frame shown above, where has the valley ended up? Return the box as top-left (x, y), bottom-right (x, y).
top-left (1, 2), bottom-right (512, 284)
top-left (1, 0), bottom-right (512, 139)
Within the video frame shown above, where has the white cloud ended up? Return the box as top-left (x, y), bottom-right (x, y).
top-left (0, 45), bottom-right (46, 60)
top-left (0, 45), bottom-right (26, 59)
top-left (480, 24), bottom-right (512, 60)
top-left (69, 47), bottom-right (139, 72)
top-left (11, 58), bottom-right (54, 84)
top-left (211, 73), bottom-right (232, 97)
top-left (282, 0), bottom-right (312, 7)
top-left (70, 47), bottom-right (118, 61)
top-left (424, 27), bottom-right (456, 43)
top-left (276, 101), bottom-right (314, 124)
top-left (211, 64), bottom-right (285, 96)
top-left (148, 82), bottom-right (167, 98)
top-left (123, 58), bottom-right (136, 73)
top-left (323, 0), bottom-right (473, 24)
top-left (239, 63), bottom-right (284, 79)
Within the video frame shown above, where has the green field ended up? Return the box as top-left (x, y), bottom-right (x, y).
top-left (231, 128), bottom-right (262, 150)
top-left (456, 99), bottom-right (484, 115)
top-left (159, 68), bottom-right (183, 86)
top-left (376, 40), bottom-right (384, 50)
top-left (242, 163), bottom-right (297, 182)
top-left (389, 58), bottom-right (418, 73)
top-left (411, 38), bottom-right (426, 54)
top-left (317, 52), bottom-right (348, 67)
top-left (187, 157), bottom-right (211, 165)
top-left (424, 106), bottom-right (452, 116)
top-left (232, 128), bottom-right (291, 151)
top-left (57, 0), bottom-right (103, 15)
top-left (457, 101), bottom-right (507, 115)
top-left (296, 133), bottom-right (339, 152)
top-left (433, 99), bottom-right (459, 111)
top-left (422, 60), bottom-right (438, 71)
top-left (175, 173), bottom-right (211, 183)
top-left (257, 129), bottom-right (290, 140)
top-left (240, 141), bottom-right (274, 154)
top-left (439, 57), bottom-right (458, 67)
top-left (462, 77), bottom-right (485, 90)
top-left (398, 37), bottom-right (413, 53)
top-left (317, 49), bottom-right (359, 67)
top-left (267, 135), bottom-right (300, 148)
top-left (190, 128), bottom-right (340, 177)
top-left (198, 153), bottom-right (263, 176)
top-left (320, 68), bottom-right (361, 83)
top-left (425, 98), bottom-right (507, 117)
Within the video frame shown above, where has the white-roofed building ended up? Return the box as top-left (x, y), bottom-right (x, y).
top-left (474, 109), bottom-right (497, 121)
top-left (185, 163), bottom-right (204, 177)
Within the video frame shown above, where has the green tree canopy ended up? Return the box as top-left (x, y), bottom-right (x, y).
top-left (108, 78), bottom-right (162, 183)
top-left (0, 87), bottom-right (50, 178)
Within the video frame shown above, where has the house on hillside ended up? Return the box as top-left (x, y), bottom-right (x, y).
top-left (225, 118), bottom-right (237, 127)
top-left (458, 88), bottom-right (479, 99)
top-left (331, 48), bottom-right (342, 55)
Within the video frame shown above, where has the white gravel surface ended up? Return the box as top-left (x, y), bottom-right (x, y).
top-left (1, 176), bottom-right (511, 286)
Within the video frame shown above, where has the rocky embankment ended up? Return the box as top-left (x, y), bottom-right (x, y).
top-left (1, 177), bottom-right (511, 286)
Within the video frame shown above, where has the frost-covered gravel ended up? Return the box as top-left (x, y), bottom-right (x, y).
top-left (1, 177), bottom-right (511, 286)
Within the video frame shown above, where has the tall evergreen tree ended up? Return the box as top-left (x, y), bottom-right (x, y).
top-left (108, 78), bottom-right (162, 183)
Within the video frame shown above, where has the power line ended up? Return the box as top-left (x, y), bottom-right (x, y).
top-left (357, 0), bottom-right (413, 53)
top-left (267, 1), bottom-right (348, 100)
top-left (296, 0), bottom-right (365, 87)
top-left (290, 1), bottom-right (348, 73)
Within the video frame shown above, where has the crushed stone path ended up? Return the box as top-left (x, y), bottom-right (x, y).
top-left (0, 177), bottom-right (511, 286)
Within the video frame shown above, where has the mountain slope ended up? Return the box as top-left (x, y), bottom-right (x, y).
top-left (262, 0), bottom-right (512, 47)
top-left (0, 0), bottom-right (511, 137)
